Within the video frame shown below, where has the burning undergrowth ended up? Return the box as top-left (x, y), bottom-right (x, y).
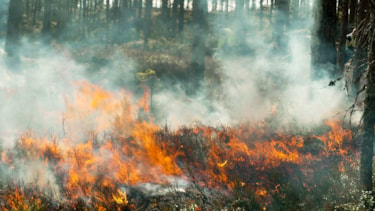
top-left (0, 81), bottom-right (360, 210)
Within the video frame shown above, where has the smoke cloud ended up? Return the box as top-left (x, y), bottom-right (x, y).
top-left (0, 0), bottom-right (352, 198)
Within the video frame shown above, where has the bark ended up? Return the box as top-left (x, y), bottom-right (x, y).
top-left (353, 0), bottom-right (369, 90)
top-left (357, 0), bottom-right (369, 26)
top-left (361, 0), bottom-right (375, 191)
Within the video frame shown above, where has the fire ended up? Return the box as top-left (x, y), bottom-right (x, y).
top-left (0, 81), bottom-right (359, 209)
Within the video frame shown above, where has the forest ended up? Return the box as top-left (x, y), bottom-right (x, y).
top-left (0, 0), bottom-right (375, 210)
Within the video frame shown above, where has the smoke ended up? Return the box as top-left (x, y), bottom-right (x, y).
top-left (152, 5), bottom-right (348, 129)
top-left (0, 0), bottom-right (351, 199)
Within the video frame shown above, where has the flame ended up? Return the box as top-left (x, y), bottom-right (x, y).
top-left (0, 81), bottom-right (358, 209)
top-left (112, 189), bottom-right (128, 205)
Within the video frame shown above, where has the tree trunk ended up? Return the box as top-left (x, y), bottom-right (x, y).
top-left (106, 0), bottom-right (110, 42)
top-left (311, 0), bottom-right (337, 77)
top-left (161, 0), bottom-right (169, 33)
top-left (269, 0), bottom-right (273, 22)
top-left (235, 0), bottom-right (244, 16)
top-left (136, 0), bottom-right (143, 39)
top-left (361, 0), bottom-right (375, 192)
top-left (293, 0), bottom-right (299, 19)
top-left (171, 0), bottom-right (178, 36)
top-left (353, 0), bottom-right (369, 91)
top-left (337, 0), bottom-right (349, 72)
top-left (178, 0), bottom-right (184, 33)
top-left (349, 0), bottom-right (357, 24)
top-left (274, 0), bottom-right (289, 51)
top-left (120, 0), bottom-right (130, 42)
top-left (259, 0), bottom-right (263, 29)
top-left (42, 0), bottom-right (52, 43)
top-left (357, 0), bottom-right (369, 26)
top-left (189, 0), bottom-right (208, 95)
top-left (5, 0), bottom-right (23, 57)
top-left (144, 0), bottom-right (152, 48)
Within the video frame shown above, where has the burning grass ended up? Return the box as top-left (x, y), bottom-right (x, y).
top-left (0, 82), bottom-right (361, 210)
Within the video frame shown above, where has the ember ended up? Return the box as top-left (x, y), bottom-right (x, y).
top-left (0, 82), bottom-right (359, 210)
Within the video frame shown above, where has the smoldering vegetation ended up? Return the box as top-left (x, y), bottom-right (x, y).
top-left (0, 0), bottom-right (365, 210)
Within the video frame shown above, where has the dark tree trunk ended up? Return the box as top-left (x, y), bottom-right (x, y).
top-left (189, 0), bottom-right (208, 95)
top-left (106, 0), bottom-right (110, 42)
top-left (212, 0), bottom-right (217, 11)
top-left (353, 0), bottom-right (369, 91)
top-left (171, 0), bottom-right (178, 36)
top-left (136, 0), bottom-right (143, 39)
top-left (361, 0), bottom-right (375, 192)
top-left (161, 0), bottom-right (169, 27)
top-left (120, 0), bottom-right (130, 42)
top-left (337, 0), bottom-right (349, 72)
top-left (349, 0), bottom-right (357, 24)
top-left (274, 0), bottom-right (289, 51)
top-left (269, 0), bottom-right (274, 22)
top-left (5, 0), bottom-right (23, 57)
top-left (178, 0), bottom-right (184, 33)
top-left (225, 0), bottom-right (229, 19)
top-left (311, 0), bottom-right (337, 77)
top-left (144, 0), bottom-right (152, 48)
top-left (259, 0), bottom-right (263, 29)
top-left (357, 0), bottom-right (369, 26)
top-left (42, 0), bottom-right (53, 43)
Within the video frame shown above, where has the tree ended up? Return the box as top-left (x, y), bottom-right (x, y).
top-left (311, 0), bottom-right (337, 77)
top-left (360, 0), bottom-right (375, 191)
top-left (259, 0), bottom-right (264, 30)
top-left (144, 0), bottom-right (152, 48)
top-left (5, 0), bottom-right (23, 57)
top-left (189, 0), bottom-right (208, 95)
top-left (178, 0), bottom-right (184, 33)
top-left (337, 0), bottom-right (349, 72)
top-left (353, 0), bottom-right (369, 91)
top-left (106, 0), bottom-right (111, 42)
top-left (292, 0), bottom-right (299, 19)
top-left (235, 0), bottom-right (244, 16)
top-left (349, 0), bottom-right (357, 24)
top-left (42, 0), bottom-right (52, 43)
top-left (274, 0), bottom-right (289, 52)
